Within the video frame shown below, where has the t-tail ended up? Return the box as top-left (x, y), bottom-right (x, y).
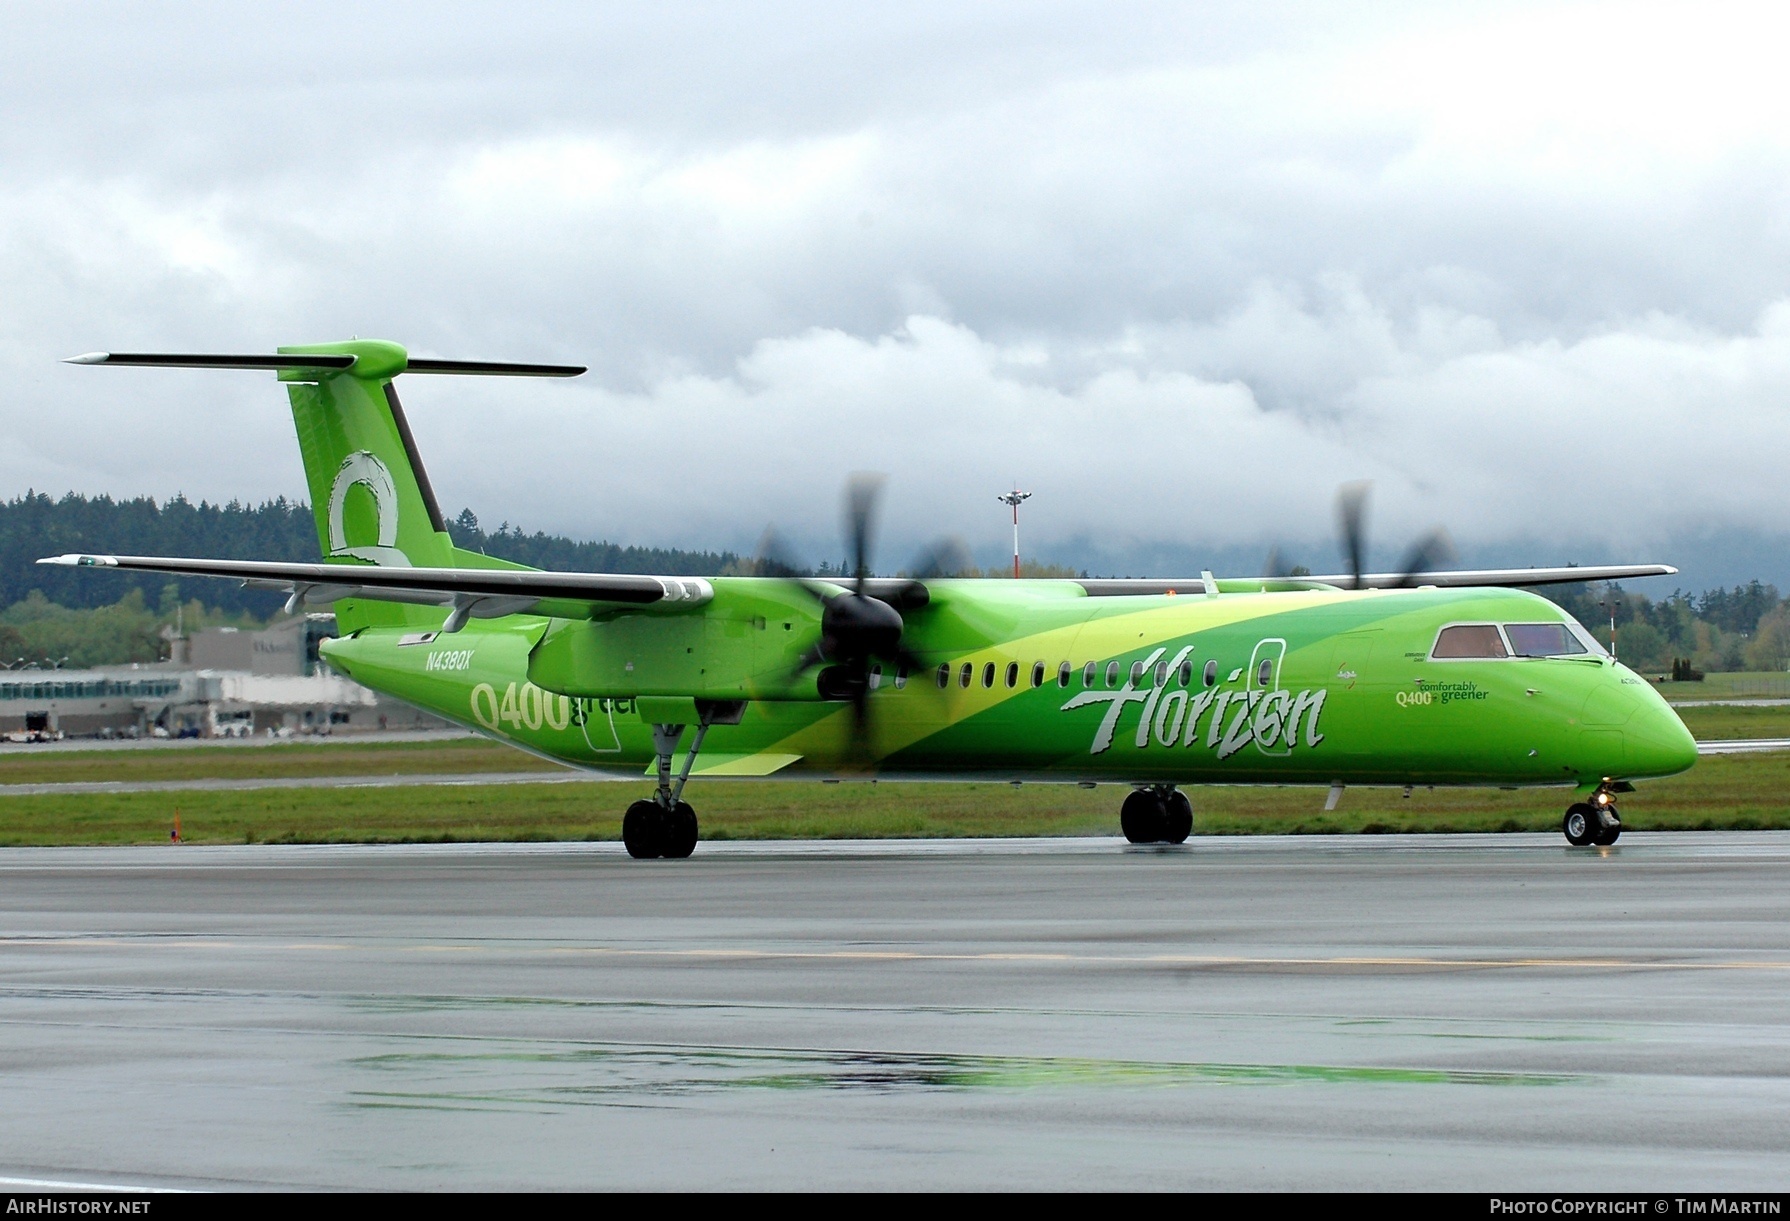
top-left (64, 341), bottom-right (584, 631)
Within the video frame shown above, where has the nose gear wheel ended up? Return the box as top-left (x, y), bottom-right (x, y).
top-left (1564, 797), bottom-right (1621, 846)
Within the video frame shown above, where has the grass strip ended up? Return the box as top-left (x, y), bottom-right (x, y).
top-left (0, 737), bottom-right (557, 785)
top-left (1, 753), bottom-right (1786, 845)
top-left (1670, 704), bottom-right (1790, 740)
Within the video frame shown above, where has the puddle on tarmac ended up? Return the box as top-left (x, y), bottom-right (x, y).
top-left (344, 1042), bottom-right (1583, 1112)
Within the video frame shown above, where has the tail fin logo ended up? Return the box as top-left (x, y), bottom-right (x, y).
top-left (327, 451), bottom-right (412, 567)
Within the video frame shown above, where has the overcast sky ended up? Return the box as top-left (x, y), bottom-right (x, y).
top-left (5, 1), bottom-right (1790, 583)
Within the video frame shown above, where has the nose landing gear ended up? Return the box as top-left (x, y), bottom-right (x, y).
top-left (1121, 786), bottom-right (1193, 845)
top-left (1563, 789), bottom-right (1622, 846)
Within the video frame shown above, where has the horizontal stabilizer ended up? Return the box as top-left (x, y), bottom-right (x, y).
top-left (405, 358), bottom-right (586, 377)
top-left (63, 352), bottom-right (586, 377)
top-left (65, 352), bottom-right (354, 370)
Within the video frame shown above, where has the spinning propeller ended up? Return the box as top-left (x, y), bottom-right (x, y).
top-left (1333, 481), bottom-right (1455, 590)
top-left (1264, 482), bottom-right (1455, 589)
top-left (760, 475), bottom-right (963, 756)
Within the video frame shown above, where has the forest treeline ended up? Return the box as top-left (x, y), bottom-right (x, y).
top-left (1544, 580), bottom-right (1790, 674)
top-left (0, 492), bottom-right (743, 615)
top-left (0, 492), bottom-right (1783, 673)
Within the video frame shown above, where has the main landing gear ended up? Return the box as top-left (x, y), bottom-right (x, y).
top-left (1563, 788), bottom-right (1622, 847)
top-left (1121, 785), bottom-right (1193, 845)
top-left (622, 700), bottom-right (744, 860)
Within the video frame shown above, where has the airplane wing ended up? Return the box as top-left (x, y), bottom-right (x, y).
top-left (1076, 563), bottom-right (1678, 596)
top-left (37, 552), bottom-right (712, 632)
top-left (40, 552), bottom-right (1678, 632)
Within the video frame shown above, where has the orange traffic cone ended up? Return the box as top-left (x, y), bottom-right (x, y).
top-left (171, 808), bottom-right (181, 844)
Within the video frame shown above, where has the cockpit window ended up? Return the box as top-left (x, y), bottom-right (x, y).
top-left (1505, 622), bottom-right (1590, 658)
top-left (1432, 624), bottom-right (1509, 659)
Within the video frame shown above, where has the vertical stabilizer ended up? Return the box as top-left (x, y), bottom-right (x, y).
top-left (62, 340), bottom-right (586, 633)
top-left (279, 341), bottom-right (457, 630)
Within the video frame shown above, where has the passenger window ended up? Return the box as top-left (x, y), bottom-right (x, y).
top-left (1105, 661), bottom-right (1120, 687)
top-left (936, 663), bottom-right (950, 689)
top-left (1179, 660), bottom-right (1192, 687)
top-left (983, 662), bottom-right (996, 688)
top-left (1203, 660), bottom-right (1217, 687)
top-left (1432, 624), bottom-right (1509, 659)
top-left (959, 662), bottom-right (973, 688)
top-left (1083, 661), bottom-right (1097, 687)
top-left (1505, 623), bottom-right (1588, 658)
top-left (1058, 661), bottom-right (1072, 688)
top-left (1154, 662), bottom-right (1168, 686)
top-left (1129, 661), bottom-right (1144, 684)
top-left (1005, 662), bottom-right (1019, 688)
top-left (895, 665), bottom-right (908, 689)
top-left (1257, 659), bottom-right (1272, 687)
top-left (1032, 661), bottom-right (1046, 688)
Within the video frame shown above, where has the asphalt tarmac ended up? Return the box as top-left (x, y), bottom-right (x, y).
top-left (2, 833), bottom-right (1789, 1191)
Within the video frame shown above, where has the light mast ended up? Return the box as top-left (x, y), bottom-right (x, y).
top-left (997, 487), bottom-right (1032, 579)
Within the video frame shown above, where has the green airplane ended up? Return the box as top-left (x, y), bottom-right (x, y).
top-left (47, 339), bottom-right (1697, 857)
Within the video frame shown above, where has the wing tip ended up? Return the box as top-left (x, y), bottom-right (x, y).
top-left (63, 352), bottom-right (110, 365)
top-left (37, 553), bottom-right (114, 567)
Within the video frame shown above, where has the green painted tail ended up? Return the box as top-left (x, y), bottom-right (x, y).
top-left (278, 339), bottom-right (529, 632)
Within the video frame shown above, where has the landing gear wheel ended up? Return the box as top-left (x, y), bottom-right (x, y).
top-left (1121, 789), bottom-right (1169, 844)
top-left (663, 801), bottom-right (699, 859)
top-left (1563, 803), bottom-right (1597, 847)
top-left (623, 799), bottom-right (665, 859)
top-left (1163, 791), bottom-right (1193, 844)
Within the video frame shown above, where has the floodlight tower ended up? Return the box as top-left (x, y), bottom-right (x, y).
top-left (997, 487), bottom-right (1032, 579)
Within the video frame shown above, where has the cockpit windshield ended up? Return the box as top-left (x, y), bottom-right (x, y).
top-left (1432, 624), bottom-right (1508, 659)
top-left (1430, 620), bottom-right (1610, 661)
top-left (1504, 622), bottom-right (1588, 658)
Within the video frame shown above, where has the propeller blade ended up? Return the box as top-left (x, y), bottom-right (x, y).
top-left (907, 536), bottom-right (973, 580)
top-left (751, 528), bottom-right (807, 580)
top-left (786, 642), bottom-right (829, 682)
top-left (1262, 546), bottom-right (1289, 580)
top-left (1391, 528), bottom-right (1457, 588)
top-left (845, 473), bottom-right (884, 595)
top-left (1336, 481), bottom-right (1370, 590)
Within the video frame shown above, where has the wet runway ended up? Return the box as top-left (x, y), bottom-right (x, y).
top-left (3, 834), bottom-right (1789, 1190)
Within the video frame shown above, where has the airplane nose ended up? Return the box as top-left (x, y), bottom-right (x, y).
top-left (1621, 684), bottom-right (1698, 778)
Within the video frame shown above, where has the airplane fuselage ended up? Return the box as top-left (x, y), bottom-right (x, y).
top-left (321, 579), bottom-right (1698, 791)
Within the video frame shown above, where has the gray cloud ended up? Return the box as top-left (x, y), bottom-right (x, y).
top-left (4, 1), bottom-right (1790, 586)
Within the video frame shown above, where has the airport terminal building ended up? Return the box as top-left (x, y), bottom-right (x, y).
top-left (0, 614), bottom-right (450, 740)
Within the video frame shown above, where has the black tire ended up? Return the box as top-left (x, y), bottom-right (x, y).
top-left (623, 799), bottom-right (664, 859)
top-left (1563, 803), bottom-right (1597, 847)
top-left (1121, 789), bottom-right (1169, 844)
top-left (663, 801), bottom-right (699, 859)
top-left (1163, 790), bottom-right (1193, 844)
